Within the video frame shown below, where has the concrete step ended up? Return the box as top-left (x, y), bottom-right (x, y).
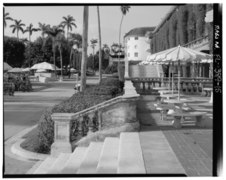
top-left (96, 137), bottom-right (119, 174)
top-left (139, 131), bottom-right (186, 175)
top-left (33, 156), bottom-right (57, 174)
top-left (61, 147), bottom-right (88, 174)
top-left (77, 142), bottom-right (103, 174)
top-left (117, 132), bottom-right (146, 174)
top-left (26, 160), bottom-right (43, 174)
top-left (47, 153), bottom-right (71, 174)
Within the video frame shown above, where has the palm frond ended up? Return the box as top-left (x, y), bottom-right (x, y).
top-left (71, 22), bottom-right (77, 28)
top-left (12, 28), bottom-right (16, 33)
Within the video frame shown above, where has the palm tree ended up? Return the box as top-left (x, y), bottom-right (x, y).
top-left (90, 38), bottom-right (98, 72)
top-left (24, 23), bottom-right (40, 42)
top-left (44, 25), bottom-right (64, 75)
top-left (60, 15), bottom-right (77, 40)
top-left (4, 11), bottom-right (13, 28)
top-left (80, 6), bottom-right (89, 92)
top-left (118, 5), bottom-right (130, 81)
top-left (23, 23), bottom-right (40, 67)
top-left (55, 34), bottom-right (67, 81)
top-left (38, 22), bottom-right (49, 39)
top-left (97, 6), bottom-right (102, 84)
top-left (10, 19), bottom-right (25, 40)
top-left (68, 33), bottom-right (82, 69)
top-left (119, 6), bottom-right (130, 44)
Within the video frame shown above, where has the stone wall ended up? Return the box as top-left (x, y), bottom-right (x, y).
top-left (101, 98), bottom-right (137, 128)
top-left (129, 64), bottom-right (163, 78)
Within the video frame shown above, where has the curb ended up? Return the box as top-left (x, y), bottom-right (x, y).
top-left (11, 139), bottom-right (48, 161)
top-left (5, 124), bottom-right (50, 162)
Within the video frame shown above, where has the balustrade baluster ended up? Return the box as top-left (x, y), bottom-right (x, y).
top-left (142, 82), bottom-right (145, 92)
top-left (98, 110), bottom-right (102, 131)
top-left (184, 82), bottom-right (188, 93)
top-left (88, 113), bottom-right (95, 134)
top-left (188, 82), bottom-right (192, 94)
top-left (148, 82), bottom-right (151, 90)
top-left (77, 117), bottom-right (83, 138)
top-left (70, 120), bottom-right (78, 141)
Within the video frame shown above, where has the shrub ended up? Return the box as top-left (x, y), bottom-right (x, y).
top-left (104, 63), bottom-right (118, 74)
top-left (37, 108), bottom-right (54, 153)
top-left (36, 78), bottom-right (124, 153)
top-left (3, 73), bottom-right (32, 94)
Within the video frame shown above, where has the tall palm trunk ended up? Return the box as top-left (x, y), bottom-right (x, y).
top-left (80, 6), bottom-right (89, 92)
top-left (17, 30), bottom-right (19, 40)
top-left (97, 6), bottom-right (102, 84)
top-left (66, 27), bottom-right (69, 40)
top-left (118, 15), bottom-right (124, 81)
top-left (29, 34), bottom-right (31, 67)
top-left (92, 47), bottom-right (95, 72)
top-left (52, 43), bottom-right (56, 76)
top-left (69, 47), bottom-right (73, 67)
top-left (59, 46), bottom-right (63, 80)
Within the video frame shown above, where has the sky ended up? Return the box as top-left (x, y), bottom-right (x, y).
top-left (4, 5), bottom-right (173, 53)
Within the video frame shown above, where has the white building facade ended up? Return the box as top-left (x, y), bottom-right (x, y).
top-left (124, 27), bottom-right (155, 62)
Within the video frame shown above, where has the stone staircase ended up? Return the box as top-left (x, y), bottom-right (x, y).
top-left (27, 131), bottom-right (186, 175)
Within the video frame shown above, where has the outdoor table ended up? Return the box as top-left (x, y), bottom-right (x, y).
top-left (203, 88), bottom-right (213, 103)
top-left (163, 98), bottom-right (196, 104)
top-left (154, 103), bottom-right (175, 121)
top-left (160, 94), bottom-right (185, 100)
top-left (158, 90), bottom-right (179, 95)
top-left (167, 111), bottom-right (207, 128)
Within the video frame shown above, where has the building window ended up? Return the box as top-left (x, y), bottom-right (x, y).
top-left (135, 36), bottom-right (138, 40)
top-left (134, 52), bottom-right (138, 57)
top-left (128, 53), bottom-right (130, 57)
top-left (134, 45), bottom-right (137, 49)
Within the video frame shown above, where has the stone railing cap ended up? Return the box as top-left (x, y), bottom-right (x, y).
top-left (51, 113), bottom-right (75, 121)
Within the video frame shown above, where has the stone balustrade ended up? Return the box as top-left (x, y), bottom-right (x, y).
top-left (130, 77), bottom-right (212, 95)
top-left (51, 80), bottom-right (140, 156)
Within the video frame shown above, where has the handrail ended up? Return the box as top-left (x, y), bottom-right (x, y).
top-left (183, 35), bottom-right (209, 48)
top-left (71, 96), bottom-right (123, 119)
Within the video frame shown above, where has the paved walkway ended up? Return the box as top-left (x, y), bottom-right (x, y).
top-left (138, 95), bottom-right (212, 176)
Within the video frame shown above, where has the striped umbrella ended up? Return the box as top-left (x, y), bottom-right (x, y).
top-left (149, 45), bottom-right (212, 100)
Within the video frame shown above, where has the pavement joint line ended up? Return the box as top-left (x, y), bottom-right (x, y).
top-left (5, 124), bottom-right (50, 162)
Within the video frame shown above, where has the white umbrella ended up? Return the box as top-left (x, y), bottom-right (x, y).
top-left (4, 62), bottom-right (13, 71)
top-left (31, 62), bottom-right (59, 70)
top-left (8, 67), bottom-right (23, 73)
top-left (70, 68), bottom-right (77, 72)
top-left (36, 69), bottom-right (47, 73)
top-left (149, 45), bottom-right (212, 100)
top-left (22, 67), bottom-right (31, 72)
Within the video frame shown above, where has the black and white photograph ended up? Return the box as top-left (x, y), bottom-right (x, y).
top-left (2, 1), bottom-right (222, 177)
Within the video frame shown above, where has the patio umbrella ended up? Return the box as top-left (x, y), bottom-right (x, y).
top-left (4, 62), bottom-right (13, 71)
top-left (8, 67), bottom-right (23, 73)
top-left (145, 54), bottom-right (173, 90)
top-left (149, 45), bottom-right (212, 100)
top-left (31, 62), bottom-right (59, 70)
top-left (36, 69), bottom-right (47, 73)
top-left (22, 67), bottom-right (31, 72)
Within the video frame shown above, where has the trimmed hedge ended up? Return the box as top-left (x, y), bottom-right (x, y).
top-left (36, 77), bottom-right (124, 153)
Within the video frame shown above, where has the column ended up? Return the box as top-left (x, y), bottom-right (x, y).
top-left (124, 58), bottom-right (129, 79)
top-left (182, 64), bottom-right (187, 77)
top-left (191, 63), bottom-right (195, 78)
